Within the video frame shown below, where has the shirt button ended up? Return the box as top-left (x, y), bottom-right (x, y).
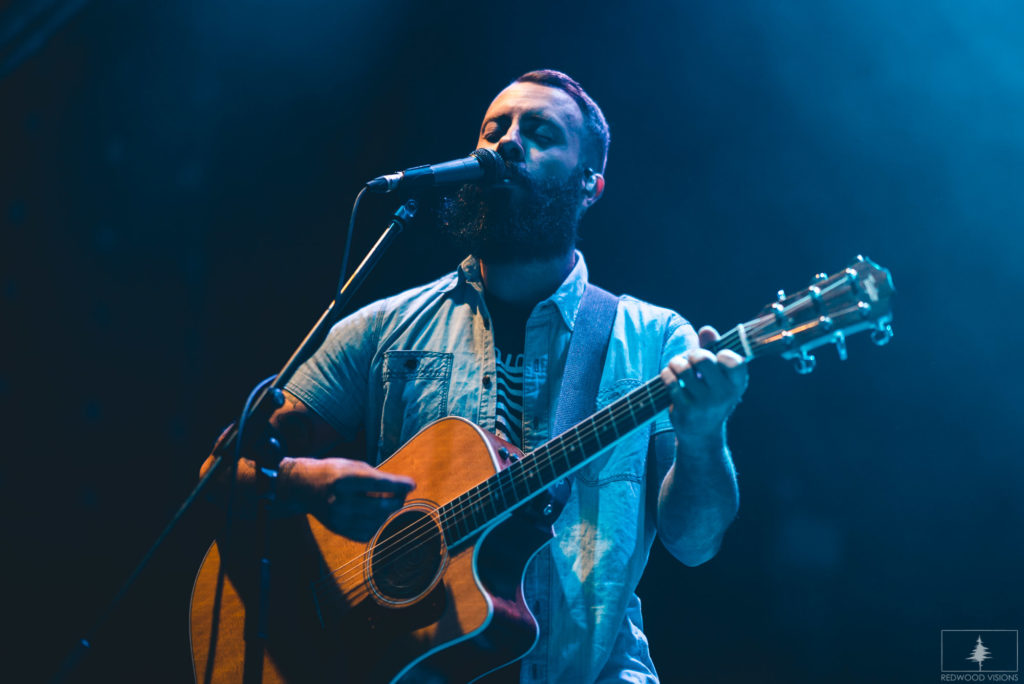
top-left (404, 357), bottom-right (418, 371)
top-left (482, 375), bottom-right (492, 388)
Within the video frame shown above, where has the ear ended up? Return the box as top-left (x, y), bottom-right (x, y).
top-left (582, 170), bottom-right (605, 208)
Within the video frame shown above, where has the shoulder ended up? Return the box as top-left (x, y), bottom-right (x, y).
top-left (374, 271), bottom-right (461, 316)
top-left (612, 293), bottom-right (699, 351)
top-left (341, 270), bottom-right (461, 326)
top-left (323, 270), bottom-right (463, 350)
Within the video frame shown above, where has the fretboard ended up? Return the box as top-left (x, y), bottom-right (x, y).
top-left (436, 329), bottom-right (748, 546)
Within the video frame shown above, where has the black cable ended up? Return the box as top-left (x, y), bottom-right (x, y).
top-left (335, 185), bottom-right (368, 302)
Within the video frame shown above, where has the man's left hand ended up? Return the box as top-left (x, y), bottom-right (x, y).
top-left (659, 326), bottom-right (749, 441)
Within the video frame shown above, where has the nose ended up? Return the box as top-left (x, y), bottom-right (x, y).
top-left (496, 126), bottom-right (525, 163)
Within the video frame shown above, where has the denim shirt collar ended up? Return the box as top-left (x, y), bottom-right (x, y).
top-left (455, 250), bottom-right (590, 331)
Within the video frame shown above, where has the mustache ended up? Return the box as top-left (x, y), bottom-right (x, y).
top-left (499, 163), bottom-right (530, 184)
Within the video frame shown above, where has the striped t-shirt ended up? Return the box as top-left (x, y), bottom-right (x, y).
top-left (485, 293), bottom-right (530, 449)
top-left (494, 347), bottom-right (525, 447)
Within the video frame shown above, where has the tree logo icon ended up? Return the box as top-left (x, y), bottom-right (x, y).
top-left (941, 629), bottom-right (1019, 673)
top-left (967, 634), bottom-right (993, 671)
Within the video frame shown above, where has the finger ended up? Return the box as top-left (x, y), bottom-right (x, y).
top-left (333, 473), bottom-right (416, 495)
top-left (690, 354), bottom-right (730, 395)
top-left (698, 325), bottom-right (721, 349)
top-left (716, 349), bottom-right (745, 369)
top-left (683, 348), bottom-right (716, 386)
top-left (349, 495), bottom-right (405, 511)
top-left (666, 353), bottom-right (691, 379)
top-left (660, 365), bottom-right (688, 407)
top-left (716, 350), bottom-right (749, 390)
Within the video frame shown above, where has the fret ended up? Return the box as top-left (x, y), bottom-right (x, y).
top-left (536, 447), bottom-right (557, 482)
top-left (582, 424), bottom-right (601, 454)
top-left (445, 504), bottom-right (463, 542)
top-left (608, 416), bottom-right (619, 438)
top-left (438, 503), bottom-right (453, 543)
top-left (496, 470), bottom-right (510, 511)
top-left (626, 396), bottom-right (637, 426)
top-left (587, 418), bottom-right (605, 450)
top-left (482, 481), bottom-right (498, 518)
top-left (455, 506), bottom-right (469, 540)
top-left (463, 487), bottom-right (479, 530)
top-left (522, 461), bottom-right (538, 492)
top-left (440, 508), bottom-right (456, 546)
top-left (468, 500), bottom-right (483, 530)
top-left (562, 432), bottom-right (581, 468)
top-left (507, 461), bottom-right (524, 502)
top-left (496, 466), bottom-right (514, 508)
top-left (573, 426), bottom-right (586, 460)
top-left (560, 438), bottom-right (574, 472)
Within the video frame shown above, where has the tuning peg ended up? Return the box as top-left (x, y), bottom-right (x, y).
top-left (791, 349), bottom-right (816, 374)
top-left (833, 330), bottom-right (848, 361)
top-left (871, 322), bottom-right (893, 346)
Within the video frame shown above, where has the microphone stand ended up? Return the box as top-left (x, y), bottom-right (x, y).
top-left (52, 197), bottom-right (419, 683)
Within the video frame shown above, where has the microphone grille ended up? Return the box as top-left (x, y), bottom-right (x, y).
top-left (471, 148), bottom-right (505, 181)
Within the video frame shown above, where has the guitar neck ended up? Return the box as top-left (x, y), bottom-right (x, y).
top-left (437, 329), bottom-right (750, 545)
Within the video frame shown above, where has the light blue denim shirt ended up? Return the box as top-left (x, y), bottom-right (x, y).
top-left (287, 252), bottom-right (696, 683)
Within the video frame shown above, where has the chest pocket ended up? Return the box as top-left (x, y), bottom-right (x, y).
top-left (379, 350), bottom-right (453, 460)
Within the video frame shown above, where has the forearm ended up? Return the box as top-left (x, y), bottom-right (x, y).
top-left (657, 424), bottom-right (740, 566)
top-left (199, 453), bottom-right (317, 520)
top-left (199, 390), bottom-right (346, 518)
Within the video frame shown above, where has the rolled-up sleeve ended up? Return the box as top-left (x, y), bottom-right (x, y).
top-left (285, 301), bottom-right (381, 441)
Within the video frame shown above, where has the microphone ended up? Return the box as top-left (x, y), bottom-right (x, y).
top-left (365, 149), bottom-right (505, 194)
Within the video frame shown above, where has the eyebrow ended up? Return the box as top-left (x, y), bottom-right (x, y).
top-left (481, 111), bottom-right (566, 133)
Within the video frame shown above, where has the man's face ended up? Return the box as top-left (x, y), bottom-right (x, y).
top-left (441, 82), bottom-right (595, 264)
top-left (477, 81), bottom-right (587, 189)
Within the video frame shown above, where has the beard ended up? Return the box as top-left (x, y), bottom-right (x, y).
top-left (440, 165), bottom-right (587, 264)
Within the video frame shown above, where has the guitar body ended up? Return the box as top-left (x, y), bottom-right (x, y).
top-left (190, 417), bottom-right (550, 683)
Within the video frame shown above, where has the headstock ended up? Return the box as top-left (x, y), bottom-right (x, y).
top-left (728, 256), bottom-right (895, 373)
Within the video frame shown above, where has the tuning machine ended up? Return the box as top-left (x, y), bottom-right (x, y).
top-left (791, 349), bottom-right (816, 374)
top-left (871, 321), bottom-right (894, 346)
top-left (833, 330), bottom-right (848, 361)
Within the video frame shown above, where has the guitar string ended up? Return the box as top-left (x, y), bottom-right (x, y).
top-left (306, 316), bottom-right (788, 597)
top-left (310, 379), bottom-right (680, 608)
top-left (307, 338), bottom-right (755, 604)
top-left (314, 292), bottom-right (871, 610)
top-left (308, 287), bottom-right (869, 602)
top-left (330, 277), bottom-right (874, 591)
top-left (307, 289), bottom-right (858, 602)
top-left (308, 377), bottom-right (680, 600)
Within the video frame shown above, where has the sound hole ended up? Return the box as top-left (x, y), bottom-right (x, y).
top-left (370, 509), bottom-right (445, 602)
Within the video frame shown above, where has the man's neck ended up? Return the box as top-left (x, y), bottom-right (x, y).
top-left (479, 249), bottom-right (576, 307)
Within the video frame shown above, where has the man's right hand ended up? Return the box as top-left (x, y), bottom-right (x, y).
top-left (201, 390), bottom-right (416, 543)
top-left (282, 457), bottom-right (416, 542)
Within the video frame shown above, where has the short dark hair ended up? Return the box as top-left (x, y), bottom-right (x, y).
top-left (514, 69), bottom-right (610, 174)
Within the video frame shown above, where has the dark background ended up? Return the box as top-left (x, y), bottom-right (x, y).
top-left (2, 1), bottom-right (1022, 682)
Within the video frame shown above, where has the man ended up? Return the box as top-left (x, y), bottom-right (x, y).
top-left (204, 69), bottom-right (746, 682)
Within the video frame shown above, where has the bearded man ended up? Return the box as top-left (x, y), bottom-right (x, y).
top-left (202, 69), bottom-right (747, 682)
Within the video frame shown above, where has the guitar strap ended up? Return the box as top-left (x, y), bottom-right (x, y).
top-left (546, 283), bottom-right (620, 507)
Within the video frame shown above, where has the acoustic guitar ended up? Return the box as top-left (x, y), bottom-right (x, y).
top-left (190, 256), bottom-right (895, 683)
